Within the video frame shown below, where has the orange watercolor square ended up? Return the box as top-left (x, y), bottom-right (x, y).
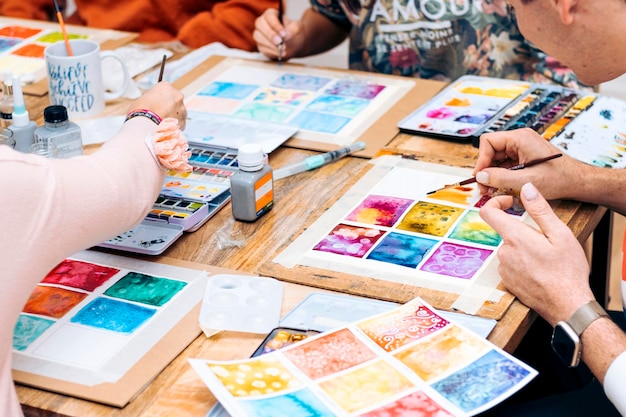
top-left (0, 26), bottom-right (42, 39)
top-left (12, 43), bottom-right (45, 58)
top-left (23, 285), bottom-right (87, 319)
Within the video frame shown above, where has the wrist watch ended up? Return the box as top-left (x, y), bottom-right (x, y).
top-left (551, 300), bottom-right (609, 367)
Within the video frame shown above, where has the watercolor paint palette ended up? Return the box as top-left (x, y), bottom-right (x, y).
top-left (98, 147), bottom-right (237, 255)
top-left (12, 250), bottom-right (207, 405)
top-left (191, 297), bottom-right (537, 417)
top-left (398, 75), bottom-right (626, 169)
top-left (199, 274), bottom-right (284, 336)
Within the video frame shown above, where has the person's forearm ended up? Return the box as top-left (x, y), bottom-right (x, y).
top-left (580, 317), bottom-right (626, 384)
top-left (294, 8), bottom-right (349, 58)
top-left (564, 162), bottom-right (626, 215)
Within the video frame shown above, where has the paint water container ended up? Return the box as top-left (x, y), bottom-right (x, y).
top-left (230, 143), bottom-right (274, 222)
top-left (34, 105), bottom-right (83, 158)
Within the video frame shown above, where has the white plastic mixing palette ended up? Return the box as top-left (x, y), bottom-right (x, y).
top-left (199, 274), bottom-right (284, 336)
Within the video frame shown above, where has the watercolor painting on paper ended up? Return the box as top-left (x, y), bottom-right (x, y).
top-left (12, 251), bottom-right (205, 389)
top-left (0, 23), bottom-right (87, 83)
top-left (272, 160), bottom-right (529, 298)
top-left (182, 58), bottom-right (414, 146)
top-left (190, 297), bottom-right (537, 417)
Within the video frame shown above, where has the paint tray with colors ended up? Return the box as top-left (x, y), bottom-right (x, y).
top-left (398, 75), bottom-right (626, 169)
top-left (190, 297), bottom-right (537, 417)
top-left (98, 152), bottom-right (236, 255)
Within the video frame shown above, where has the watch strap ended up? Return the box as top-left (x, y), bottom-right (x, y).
top-left (567, 300), bottom-right (609, 337)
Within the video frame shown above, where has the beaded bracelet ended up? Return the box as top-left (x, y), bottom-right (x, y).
top-left (125, 109), bottom-right (162, 125)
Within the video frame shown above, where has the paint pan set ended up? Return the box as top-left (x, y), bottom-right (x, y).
top-left (398, 75), bottom-right (626, 168)
top-left (98, 146), bottom-right (238, 255)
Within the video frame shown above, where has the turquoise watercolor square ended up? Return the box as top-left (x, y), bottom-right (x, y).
top-left (13, 314), bottom-right (55, 351)
top-left (70, 297), bottom-right (156, 333)
top-left (104, 272), bottom-right (186, 306)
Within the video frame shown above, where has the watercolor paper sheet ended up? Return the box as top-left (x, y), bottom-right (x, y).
top-left (181, 58), bottom-right (415, 147)
top-left (12, 250), bottom-right (207, 386)
top-left (0, 17), bottom-right (133, 84)
top-left (190, 297), bottom-right (537, 417)
top-left (273, 156), bottom-right (532, 314)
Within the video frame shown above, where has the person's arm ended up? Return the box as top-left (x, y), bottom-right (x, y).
top-left (479, 183), bottom-right (626, 414)
top-left (254, 7), bottom-right (349, 61)
top-left (474, 128), bottom-right (626, 216)
top-left (0, 0), bottom-right (55, 21)
top-left (177, 0), bottom-right (280, 51)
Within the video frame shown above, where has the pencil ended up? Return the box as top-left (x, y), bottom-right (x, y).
top-left (158, 54), bottom-right (167, 82)
top-left (426, 153), bottom-right (563, 195)
top-left (52, 0), bottom-right (73, 56)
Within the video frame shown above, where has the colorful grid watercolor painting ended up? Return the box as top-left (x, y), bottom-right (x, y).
top-left (190, 297), bottom-right (536, 417)
top-left (271, 159), bottom-right (532, 311)
top-left (12, 250), bottom-right (206, 386)
top-left (0, 23), bottom-right (88, 83)
top-left (182, 59), bottom-right (414, 147)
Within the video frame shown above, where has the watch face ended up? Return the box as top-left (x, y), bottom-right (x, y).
top-left (551, 322), bottom-right (582, 368)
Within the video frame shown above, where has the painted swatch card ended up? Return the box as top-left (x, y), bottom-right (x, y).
top-left (190, 297), bottom-right (536, 416)
top-left (182, 58), bottom-right (414, 147)
top-left (272, 157), bottom-right (531, 314)
top-left (12, 250), bottom-right (206, 386)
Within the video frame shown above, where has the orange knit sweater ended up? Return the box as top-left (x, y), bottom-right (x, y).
top-left (0, 0), bottom-right (278, 51)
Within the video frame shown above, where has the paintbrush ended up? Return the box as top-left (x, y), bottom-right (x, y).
top-left (52, 0), bottom-right (73, 56)
top-left (277, 0), bottom-right (284, 67)
top-left (157, 54), bottom-right (167, 82)
top-left (426, 153), bottom-right (563, 195)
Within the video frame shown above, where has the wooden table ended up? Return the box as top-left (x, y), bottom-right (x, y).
top-left (16, 69), bottom-right (608, 417)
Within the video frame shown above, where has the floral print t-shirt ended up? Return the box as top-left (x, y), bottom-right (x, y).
top-left (311, 0), bottom-right (589, 89)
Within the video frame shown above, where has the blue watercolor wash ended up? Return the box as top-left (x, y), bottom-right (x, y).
top-left (431, 349), bottom-right (531, 412)
top-left (198, 82), bottom-right (258, 100)
top-left (270, 73), bottom-right (332, 92)
top-left (367, 232), bottom-right (437, 268)
top-left (290, 110), bottom-right (350, 134)
top-left (238, 388), bottom-right (335, 417)
top-left (70, 297), bottom-right (156, 333)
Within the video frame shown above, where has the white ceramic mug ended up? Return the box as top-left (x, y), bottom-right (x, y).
top-left (44, 39), bottom-right (130, 119)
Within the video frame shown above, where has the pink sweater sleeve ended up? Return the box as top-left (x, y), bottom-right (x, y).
top-left (0, 117), bottom-right (165, 416)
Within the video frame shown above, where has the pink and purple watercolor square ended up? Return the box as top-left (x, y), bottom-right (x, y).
top-left (420, 242), bottom-right (492, 280)
top-left (346, 194), bottom-right (413, 227)
top-left (313, 224), bottom-right (385, 257)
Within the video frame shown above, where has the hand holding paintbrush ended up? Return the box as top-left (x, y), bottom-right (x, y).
top-left (427, 153), bottom-right (563, 195)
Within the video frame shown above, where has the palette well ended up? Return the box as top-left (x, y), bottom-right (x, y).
top-left (398, 75), bottom-right (626, 169)
top-left (199, 274), bottom-right (284, 336)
